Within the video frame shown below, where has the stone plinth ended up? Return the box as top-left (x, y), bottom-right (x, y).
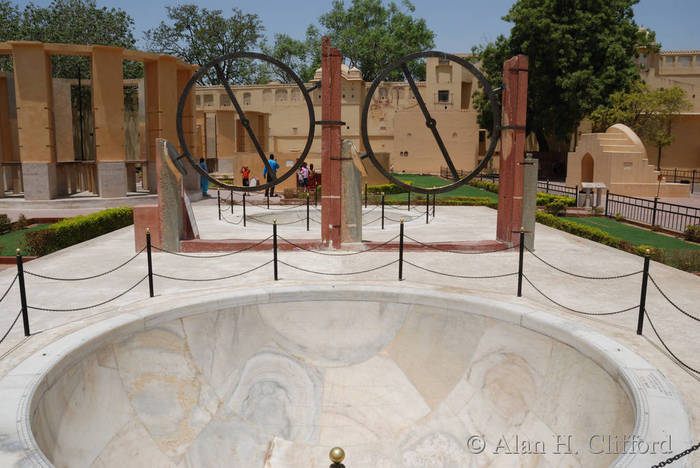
top-left (22, 162), bottom-right (57, 200)
top-left (340, 140), bottom-right (363, 243)
top-left (156, 139), bottom-right (184, 251)
top-left (97, 161), bottom-right (127, 198)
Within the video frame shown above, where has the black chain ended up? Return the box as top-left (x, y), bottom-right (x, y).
top-left (24, 248), bottom-right (145, 281)
top-left (250, 202), bottom-right (305, 211)
top-left (523, 275), bottom-right (638, 316)
top-left (154, 260), bottom-right (272, 282)
top-left (404, 259), bottom-right (517, 279)
top-left (220, 212), bottom-right (245, 225)
top-left (648, 275), bottom-right (700, 323)
top-left (0, 275), bottom-right (18, 303)
top-left (279, 259), bottom-right (397, 276)
top-left (278, 234), bottom-right (399, 256)
top-left (28, 275), bottom-right (148, 312)
top-left (526, 248), bottom-right (642, 280)
top-left (0, 310), bottom-right (22, 345)
top-left (644, 309), bottom-right (700, 375)
top-left (404, 235), bottom-right (515, 255)
top-left (153, 235), bottom-right (272, 258)
top-left (651, 442), bottom-right (700, 467)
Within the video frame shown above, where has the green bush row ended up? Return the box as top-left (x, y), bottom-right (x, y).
top-left (469, 179), bottom-right (575, 207)
top-left (22, 207), bottom-right (134, 256)
top-left (685, 225), bottom-right (700, 243)
top-left (367, 182), bottom-right (411, 194)
top-left (536, 212), bottom-right (700, 271)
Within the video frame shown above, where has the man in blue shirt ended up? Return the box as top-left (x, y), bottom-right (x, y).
top-left (263, 154), bottom-right (280, 197)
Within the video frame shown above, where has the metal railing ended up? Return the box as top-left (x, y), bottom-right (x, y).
top-left (660, 167), bottom-right (698, 194)
top-left (605, 192), bottom-right (700, 232)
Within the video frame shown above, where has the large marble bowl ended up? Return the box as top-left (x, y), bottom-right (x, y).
top-left (1, 284), bottom-right (690, 467)
top-left (246, 205), bottom-right (419, 226)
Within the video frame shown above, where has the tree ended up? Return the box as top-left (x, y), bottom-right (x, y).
top-left (263, 25), bottom-right (321, 83)
top-left (319, 0), bottom-right (435, 81)
top-left (474, 0), bottom-right (656, 152)
top-left (0, 0), bottom-right (141, 78)
top-left (590, 82), bottom-right (691, 169)
top-left (145, 5), bottom-right (265, 85)
top-left (0, 1), bottom-right (21, 72)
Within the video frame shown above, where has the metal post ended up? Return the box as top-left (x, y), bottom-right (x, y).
top-left (381, 193), bottom-right (385, 230)
top-left (398, 220), bottom-right (404, 281)
top-left (517, 228), bottom-right (525, 297)
top-left (407, 189), bottom-right (411, 211)
top-left (146, 229), bottom-right (154, 298)
top-left (673, 168), bottom-right (677, 183)
top-left (364, 183), bottom-right (368, 208)
top-left (637, 252), bottom-right (651, 335)
top-left (230, 189), bottom-right (233, 213)
top-left (605, 190), bottom-right (609, 217)
top-left (267, 193), bottom-right (270, 209)
top-left (315, 187), bottom-right (318, 207)
top-left (273, 220), bottom-right (278, 281)
top-left (692, 169), bottom-right (696, 194)
top-left (432, 193), bottom-right (436, 217)
top-left (306, 193), bottom-right (310, 231)
top-left (546, 179), bottom-right (550, 193)
top-left (243, 193), bottom-right (247, 227)
top-left (15, 249), bottom-right (30, 336)
top-left (651, 197), bottom-right (658, 227)
top-left (425, 195), bottom-right (429, 224)
top-left (575, 185), bottom-right (578, 206)
top-left (217, 190), bottom-right (221, 220)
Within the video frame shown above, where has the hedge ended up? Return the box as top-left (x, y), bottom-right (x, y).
top-left (22, 207), bottom-right (134, 256)
top-left (367, 182), bottom-right (410, 194)
top-left (469, 179), bottom-right (575, 207)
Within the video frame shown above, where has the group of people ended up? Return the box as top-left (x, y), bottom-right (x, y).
top-left (198, 154), bottom-right (317, 198)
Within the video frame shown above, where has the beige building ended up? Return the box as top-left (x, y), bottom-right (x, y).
top-left (194, 56), bottom-right (489, 187)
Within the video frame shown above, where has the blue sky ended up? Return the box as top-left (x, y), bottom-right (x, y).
top-left (13, 0), bottom-right (700, 52)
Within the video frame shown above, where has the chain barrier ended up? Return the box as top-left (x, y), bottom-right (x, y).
top-left (24, 248), bottom-right (145, 281)
top-left (0, 274), bottom-right (18, 303)
top-left (278, 234), bottom-right (400, 256)
top-left (249, 202), bottom-right (305, 211)
top-left (525, 248), bottom-right (642, 280)
top-left (28, 275), bottom-right (148, 312)
top-left (405, 259), bottom-right (517, 279)
top-left (522, 274), bottom-right (638, 316)
top-left (644, 309), bottom-right (700, 376)
top-left (648, 275), bottom-right (700, 323)
top-left (279, 259), bottom-right (398, 276)
top-left (651, 442), bottom-right (700, 467)
top-left (153, 260), bottom-right (273, 282)
top-left (404, 235), bottom-right (515, 255)
top-left (153, 235), bottom-right (273, 258)
top-left (220, 213), bottom-right (245, 225)
top-left (0, 310), bottom-right (22, 345)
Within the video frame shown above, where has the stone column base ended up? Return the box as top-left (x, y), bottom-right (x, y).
top-left (22, 162), bottom-right (58, 200)
top-left (97, 161), bottom-right (127, 198)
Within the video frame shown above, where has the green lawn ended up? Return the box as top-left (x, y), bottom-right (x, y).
top-left (0, 224), bottom-right (50, 256)
top-left (388, 174), bottom-right (498, 201)
top-left (562, 216), bottom-right (699, 252)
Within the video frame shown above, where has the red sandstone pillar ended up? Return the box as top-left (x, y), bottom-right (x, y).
top-left (321, 37), bottom-right (342, 247)
top-left (496, 55), bottom-right (529, 245)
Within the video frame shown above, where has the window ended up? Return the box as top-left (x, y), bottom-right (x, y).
top-left (438, 58), bottom-right (450, 65)
top-left (290, 89), bottom-right (300, 101)
top-left (243, 92), bottom-right (251, 106)
top-left (195, 95), bottom-right (201, 105)
top-left (665, 56), bottom-right (674, 66)
top-left (438, 90), bottom-right (450, 103)
top-left (275, 89), bottom-right (288, 102)
top-left (203, 94), bottom-right (214, 106)
top-left (678, 56), bottom-right (691, 67)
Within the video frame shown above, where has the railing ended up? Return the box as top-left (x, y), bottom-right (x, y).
top-left (660, 167), bottom-right (698, 194)
top-left (536, 180), bottom-right (578, 199)
top-left (605, 192), bottom-right (700, 232)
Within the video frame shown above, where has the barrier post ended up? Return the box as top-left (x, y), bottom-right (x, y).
top-left (407, 189), bottom-right (411, 211)
top-left (517, 228), bottom-right (525, 297)
top-left (575, 185), bottom-right (579, 206)
top-left (230, 189), bottom-right (233, 213)
top-left (425, 195), bottom-right (429, 224)
top-left (15, 249), bottom-right (30, 336)
top-left (315, 187), bottom-right (318, 207)
top-left (432, 193), bottom-right (436, 217)
top-left (692, 169), bottom-right (696, 194)
top-left (146, 228), bottom-right (154, 298)
top-left (637, 250), bottom-right (651, 335)
top-left (546, 179), bottom-right (550, 193)
top-left (273, 220), bottom-right (278, 281)
top-left (217, 190), bottom-right (221, 220)
top-left (243, 193), bottom-right (247, 227)
top-left (364, 183), bottom-right (368, 208)
top-left (398, 219), bottom-right (404, 280)
top-left (605, 190), bottom-right (609, 217)
top-left (651, 197), bottom-right (658, 227)
top-left (306, 193), bottom-right (310, 231)
top-left (674, 168), bottom-right (677, 183)
top-left (381, 192), bottom-right (385, 230)
top-left (267, 193), bottom-right (270, 209)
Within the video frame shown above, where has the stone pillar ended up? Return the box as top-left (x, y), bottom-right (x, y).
top-left (11, 42), bottom-right (57, 200)
top-left (496, 55), bottom-right (529, 245)
top-left (177, 68), bottom-right (199, 193)
top-left (144, 56), bottom-right (178, 192)
top-left (92, 46), bottom-right (127, 198)
top-left (321, 37), bottom-right (343, 248)
top-left (157, 138), bottom-right (184, 251)
top-left (340, 140), bottom-right (362, 243)
top-left (522, 153), bottom-right (538, 250)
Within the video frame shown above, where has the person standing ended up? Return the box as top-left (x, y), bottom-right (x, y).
top-left (241, 165), bottom-right (251, 186)
top-left (301, 162), bottom-right (310, 191)
top-left (199, 158), bottom-right (209, 197)
top-left (308, 163), bottom-right (317, 192)
top-left (263, 154), bottom-right (280, 197)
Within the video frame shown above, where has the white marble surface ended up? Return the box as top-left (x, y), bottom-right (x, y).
top-left (0, 285), bottom-right (689, 467)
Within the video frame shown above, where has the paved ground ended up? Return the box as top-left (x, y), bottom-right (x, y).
top-left (0, 200), bottom-right (698, 464)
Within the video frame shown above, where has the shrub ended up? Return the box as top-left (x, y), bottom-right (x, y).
top-left (13, 214), bottom-right (29, 231)
top-left (536, 193), bottom-right (576, 207)
top-left (23, 207), bottom-right (133, 256)
top-left (545, 200), bottom-right (567, 216)
top-left (0, 214), bottom-right (10, 234)
top-left (367, 183), bottom-right (410, 194)
top-left (684, 224), bottom-right (700, 243)
top-left (615, 212), bottom-right (624, 222)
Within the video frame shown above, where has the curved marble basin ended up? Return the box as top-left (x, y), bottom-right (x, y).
top-left (247, 206), bottom-right (418, 226)
top-left (3, 285), bottom-right (691, 467)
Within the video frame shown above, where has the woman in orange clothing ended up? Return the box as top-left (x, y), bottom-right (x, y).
top-left (241, 165), bottom-right (251, 186)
